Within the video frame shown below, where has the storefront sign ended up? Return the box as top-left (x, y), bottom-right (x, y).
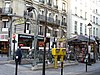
top-left (0, 34), bottom-right (8, 41)
top-left (15, 18), bottom-right (25, 25)
top-left (18, 34), bottom-right (33, 39)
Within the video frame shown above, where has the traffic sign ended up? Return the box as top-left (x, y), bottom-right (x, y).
top-left (12, 34), bottom-right (16, 39)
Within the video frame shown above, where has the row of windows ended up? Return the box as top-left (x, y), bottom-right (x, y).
top-left (34, 0), bottom-right (67, 11)
top-left (75, 7), bottom-right (87, 19)
top-left (75, 7), bottom-right (99, 25)
top-left (74, 21), bottom-right (98, 36)
top-left (90, 15), bottom-right (99, 25)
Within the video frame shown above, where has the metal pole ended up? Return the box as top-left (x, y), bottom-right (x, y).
top-left (15, 56), bottom-right (18, 75)
top-left (42, 8), bottom-right (47, 75)
top-left (13, 38), bottom-right (15, 60)
top-left (8, 20), bottom-right (13, 59)
top-left (15, 60), bottom-right (18, 75)
top-left (32, 9), bottom-right (39, 65)
top-left (8, 19), bottom-right (16, 59)
top-left (61, 61), bottom-right (63, 75)
top-left (86, 60), bottom-right (87, 72)
top-left (88, 28), bottom-right (91, 65)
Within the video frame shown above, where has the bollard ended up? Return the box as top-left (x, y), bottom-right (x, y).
top-left (15, 56), bottom-right (18, 75)
top-left (86, 60), bottom-right (87, 72)
top-left (85, 54), bottom-right (88, 72)
top-left (61, 61), bottom-right (63, 75)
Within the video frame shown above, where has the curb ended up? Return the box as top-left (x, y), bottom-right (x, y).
top-left (31, 61), bottom-right (78, 70)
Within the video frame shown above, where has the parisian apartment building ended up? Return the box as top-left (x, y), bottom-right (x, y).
top-left (0, 0), bottom-right (100, 56)
top-left (0, 0), bottom-right (68, 55)
top-left (67, 0), bottom-right (100, 39)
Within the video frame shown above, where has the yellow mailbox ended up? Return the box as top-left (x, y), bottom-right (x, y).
top-left (52, 48), bottom-right (60, 55)
top-left (60, 48), bottom-right (66, 55)
top-left (52, 48), bottom-right (66, 68)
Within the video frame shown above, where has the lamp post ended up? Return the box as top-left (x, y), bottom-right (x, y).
top-left (86, 23), bottom-right (92, 72)
top-left (27, 7), bottom-right (39, 65)
top-left (87, 23), bottom-right (92, 65)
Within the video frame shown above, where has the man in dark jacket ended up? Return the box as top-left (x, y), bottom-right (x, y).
top-left (16, 46), bottom-right (22, 64)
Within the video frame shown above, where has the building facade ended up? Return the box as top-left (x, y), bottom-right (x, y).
top-left (67, 0), bottom-right (100, 38)
top-left (0, 0), bottom-right (68, 58)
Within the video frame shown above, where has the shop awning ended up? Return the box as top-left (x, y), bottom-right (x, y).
top-left (68, 35), bottom-right (95, 43)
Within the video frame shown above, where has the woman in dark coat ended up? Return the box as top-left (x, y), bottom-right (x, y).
top-left (16, 46), bottom-right (22, 64)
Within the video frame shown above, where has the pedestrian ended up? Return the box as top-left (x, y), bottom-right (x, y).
top-left (15, 45), bottom-right (22, 65)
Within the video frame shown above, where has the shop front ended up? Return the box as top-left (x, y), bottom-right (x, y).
top-left (17, 34), bottom-right (34, 57)
top-left (68, 35), bottom-right (97, 63)
top-left (0, 34), bottom-right (9, 54)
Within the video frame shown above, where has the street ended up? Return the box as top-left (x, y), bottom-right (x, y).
top-left (0, 60), bottom-right (100, 75)
top-left (80, 69), bottom-right (100, 75)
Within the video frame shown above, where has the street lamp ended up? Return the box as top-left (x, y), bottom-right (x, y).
top-left (87, 23), bottom-right (92, 45)
top-left (87, 23), bottom-right (92, 65)
top-left (27, 7), bottom-right (39, 65)
top-left (85, 23), bottom-right (92, 72)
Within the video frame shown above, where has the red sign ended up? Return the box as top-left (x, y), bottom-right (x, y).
top-left (12, 34), bottom-right (16, 39)
top-left (38, 41), bottom-right (44, 47)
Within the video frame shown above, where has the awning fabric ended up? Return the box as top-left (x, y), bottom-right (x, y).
top-left (68, 35), bottom-right (96, 43)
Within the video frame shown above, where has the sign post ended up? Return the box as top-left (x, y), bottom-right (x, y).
top-left (12, 34), bottom-right (16, 60)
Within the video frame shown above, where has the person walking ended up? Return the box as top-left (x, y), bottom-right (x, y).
top-left (15, 45), bottom-right (22, 64)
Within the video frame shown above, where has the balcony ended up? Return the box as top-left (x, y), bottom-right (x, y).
top-left (38, 32), bottom-right (43, 35)
top-left (2, 7), bottom-right (13, 14)
top-left (54, 5), bottom-right (58, 9)
top-left (47, 17), bottom-right (54, 24)
top-left (47, 3), bottom-right (52, 6)
top-left (54, 19), bottom-right (60, 26)
top-left (61, 22), bottom-right (67, 26)
top-left (39, 0), bottom-right (44, 4)
top-left (38, 14), bottom-right (45, 22)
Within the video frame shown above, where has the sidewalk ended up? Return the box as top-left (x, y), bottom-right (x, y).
top-left (31, 60), bottom-right (78, 70)
top-left (0, 55), bottom-right (100, 75)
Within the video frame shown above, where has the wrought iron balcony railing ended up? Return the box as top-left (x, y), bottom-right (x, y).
top-left (2, 7), bottom-right (13, 14)
top-left (54, 19), bottom-right (60, 26)
top-left (47, 17), bottom-right (54, 23)
top-left (61, 21), bottom-right (67, 26)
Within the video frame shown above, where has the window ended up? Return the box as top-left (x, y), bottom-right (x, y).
top-left (47, 0), bottom-right (52, 5)
top-left (85, 12), bottom-right (87, 19)
top-left (39, 0), bottom-right (44, 3)
top-left (96, 17), bottom-right (98, 24)
top-left (93, 27), bottom-right (95, 36)
top-left (90, 15), bottom-right (92, 22)
top-left (3, 22), bottom-right (8, 28)
top-left (4, 1), bottom-right (11, 13)
top-left (75, 7), bottom-right (77, 15)
top-left (80, 9), bottom-right (82, 17)
top-left (80, 23), bottom-right (82, 34)
top-left (5, 2), bottom-right (10, 7)
top-left (96, 28), bottom-right (98, 36)
top-left (26, 23), bottom-right (29, 30)
top-left (90, 28), bottom-right (92, 36)
top-left (55, 0), bottom-right (58, 6)
top-left (49, 13), bottom-right (51, 17)
top-left (55, 15), bottom-right (58, 20)
top-left (85, 24), bottom-right (87, 35)
top-left (96, 9), bottom-right (98, 13)
top-left (63, 18), bottom-right (65, 23)
top-left (93, 16), bottom-right (95, 23)
top-left (42, 10), bottom-right (44, 15)
top-left (74, 21), bottom-right (77, 33)
top-left (39, 26), bottom-right (43, 35)
top-left (62, 2), bottom-right (66, 11)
